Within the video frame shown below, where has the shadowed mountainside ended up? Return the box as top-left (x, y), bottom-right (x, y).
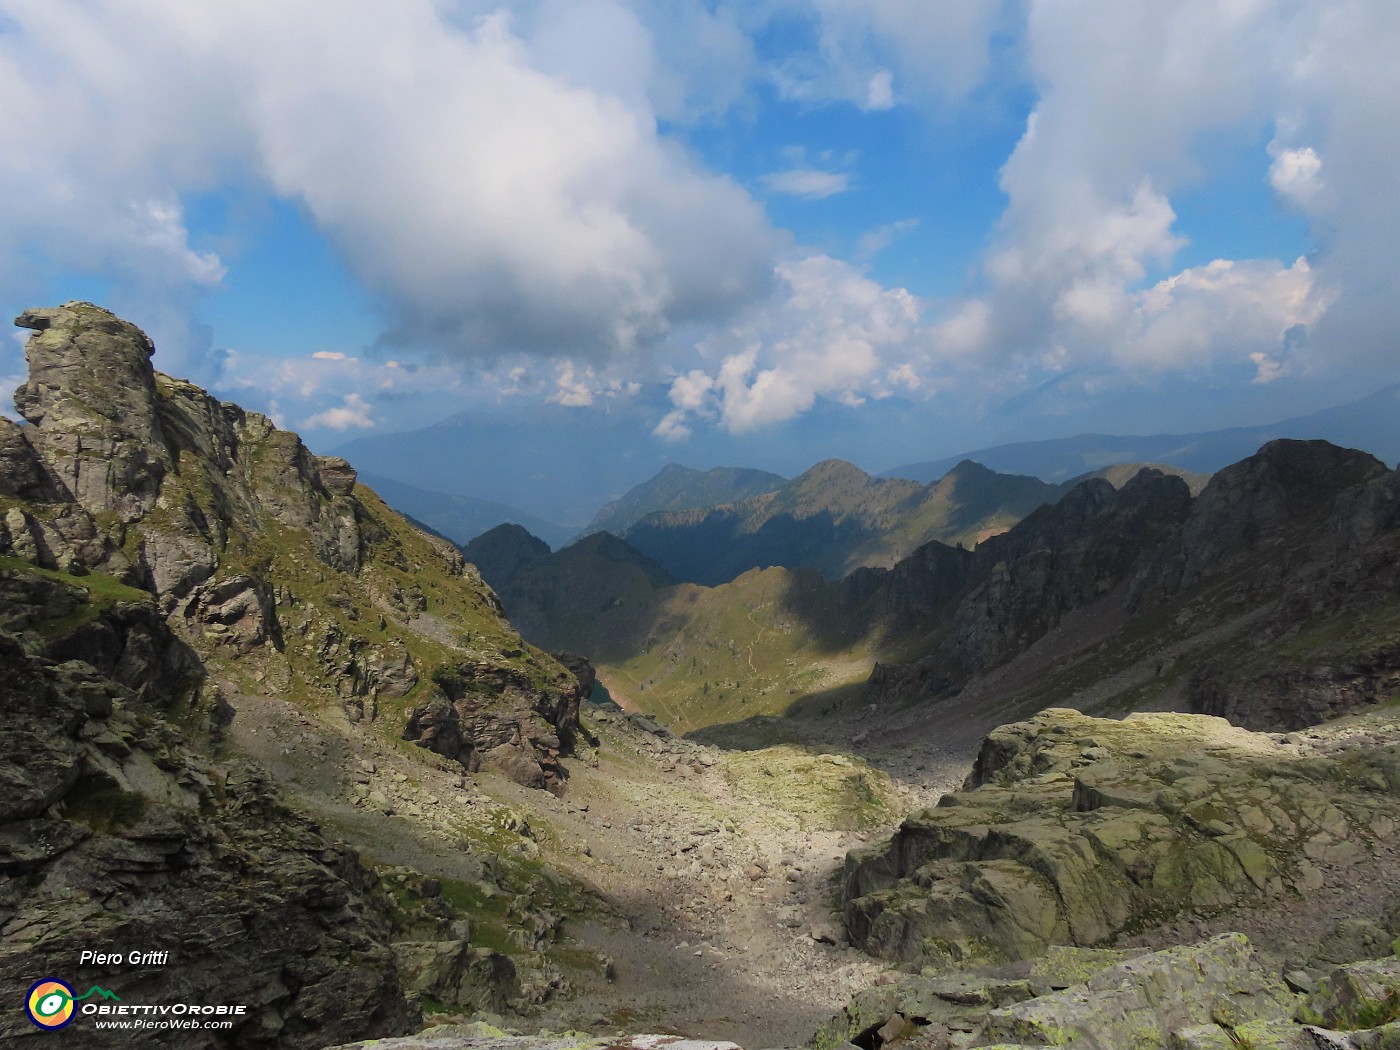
top-left (620, 458), bottom-right (1067, 585)
top-left (470, 440), bottom-right (1400, 738)
top-left (585, 463), bottom-right (788, 537)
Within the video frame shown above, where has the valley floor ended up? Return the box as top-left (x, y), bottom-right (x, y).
top-left (221, 676), bottom-right (1002, 1047)
top-left (221, 647), bottom-right (1400, 1049)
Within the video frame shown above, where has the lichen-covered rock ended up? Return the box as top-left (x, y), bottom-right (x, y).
top-left (1303, 959), bottom-right (1400, 1031)
top-left (843, 709), bottom-right (1400, 969)
top-left (324, 1030), bottom-right (746, 1050)
top-left (815, 945), bottom-right (1148, 1049)
top-left (316, 455), bottom-right (358, 496)
top-left (392, 939), bottom-right (519, 1013)
top-left (0, 416), bottom-right (58, 500)
top-left (972, 934), bottom-right (1295, 1049)
top-left (14, 302), bottom-right (169, 521)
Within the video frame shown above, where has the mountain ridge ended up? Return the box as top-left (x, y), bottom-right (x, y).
top-left (884, 382), bottom-right (1400, 483)
top-left (585, 462), bottom-right (788, 536)
top-left (619, 456), bottom-right (1067, 585)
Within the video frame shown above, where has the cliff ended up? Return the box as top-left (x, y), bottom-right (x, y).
top-left (1, 302), bottom-right (585, 789)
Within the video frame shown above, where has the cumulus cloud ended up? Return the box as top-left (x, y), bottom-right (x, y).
top-left (3, 0), bottom-right (1397, 442)
top-left (221, 343), bottom-right (467, 436)
top-left (0, 0), bottom-right (776, 371)
top-left (656, 254), bottom-right (922, 436)
top-left (545, 360), bottom-right (642, 407)
top-left (923, 1), bottom-right (1400, 394)
top-left (1269, 145), bottom-right (1323, 207)
top-left (301, 393), bottom-right (374, 431)
top-left (767, 0), bottom-right (1009, 111)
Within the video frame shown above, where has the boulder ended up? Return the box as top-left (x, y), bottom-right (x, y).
top-left (316, 455), bottom-right (358, 496)
top-left (392, 939), bottom-right (518, 1013)
top-left (843, 709), bottom-right (1400, 969)
top-left (972, 934), bottom-right (1295, 1050)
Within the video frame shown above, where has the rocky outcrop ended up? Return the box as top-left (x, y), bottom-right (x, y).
top-left (1164, 439), bottom-right (1389, 593)
top-left (404, 660), bottom-right (584, 791)
top-left (14, 304), bottom-right (168, 521)
top-left (974, 935), bottom-right (1295, 1049)
top-left (842, 709), bottom-right (1400, 970)
top-left (813, 944), bottom-right (1148, 1049)
top-left (819, 934), bottom-right (1400, 1050)
top-left (1190, 649), bottom-right (1400, 731)
top-left (392, 940), bottom-right (519, 1014)
top-left (2, 303), bottom-right (580, 790)
top-left (0, 568), bottom-right (415, 1049)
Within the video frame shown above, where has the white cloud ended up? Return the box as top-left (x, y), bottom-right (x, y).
top-left (657, 254), bottom-right (922, 435)
top-left (221, 343), bottom-right (468, 435)
top-left (301, 392), bottom-right (374, 431)
top-left (865, 70), bottom-right (895, 111)
top-left (1250, 352), bottom-right (1283, 384)
top-left (4, 0), bottom-right (1399, 441)
top-left (0, 0), bottom-right (777, 370)
top-left (921, 1), bottom-right (1400, 396)
top-left (760, 168), bottom-right (851, 200)
top-left (1268, 145), bottom-right (1323, 207)
top-left (1127, 256), bottom-right (1332, 371)
top-left (549, 363), bottom-right (596, 407)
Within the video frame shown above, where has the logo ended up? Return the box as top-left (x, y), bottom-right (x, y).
top-left (25, 980), bottom-right (120, 1030)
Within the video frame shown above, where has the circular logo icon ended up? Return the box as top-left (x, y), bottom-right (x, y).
top-left (26, 979), bottom-right (76, 1030)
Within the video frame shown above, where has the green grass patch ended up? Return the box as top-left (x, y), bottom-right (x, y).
top-left (0, 556), bottom-right (153, 639)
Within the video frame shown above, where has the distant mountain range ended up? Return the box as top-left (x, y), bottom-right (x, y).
top-left (336, 382), bottom-right (1396, 548)
top-left (586, 464), bottom-right (787, 536)
top-left (334, 402), bottom-right (669, 527)
top-left (884, 382), bottom-right (1400, 483)
top-left (358, 472), bottom-right (575, 549)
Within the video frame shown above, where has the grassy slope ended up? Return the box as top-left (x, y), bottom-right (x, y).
top-left (596, 568), bottom-right (878, 734)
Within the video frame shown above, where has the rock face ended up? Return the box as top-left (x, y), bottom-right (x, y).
top-left (842, 708), bottom-right (1400, 970)
top-left (0, 567), bottom-right (415, 1049)
top-left (0, 303), bottom-right (581, 788)
top-left (862, 441), bottom-right (1400, 732)
top-left (14, 304), bottom-right (168, 521)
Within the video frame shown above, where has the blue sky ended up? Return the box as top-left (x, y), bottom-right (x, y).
top-left (1, 1), bottom-right (1396, 494)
